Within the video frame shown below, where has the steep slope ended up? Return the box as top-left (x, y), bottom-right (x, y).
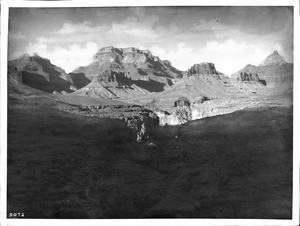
top-left (70, 46), bottom-right (182, 98)
top-left (9, 53), bottom-right (76, 93)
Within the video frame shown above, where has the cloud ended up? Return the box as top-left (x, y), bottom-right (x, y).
top-left (150, 39), bottom-right (274, 75)
top-left (32, 15), bottom-right (160, 48)
top-left (56, 21), bottom-right (97, 34)
top-left (10, 14), bottom-right (164, 71)
top-left (199, 39), bottom-right (271, 74)
top-left (150, 42), bottom-right (201, 72)
top-left (9, 7), bottom-right (293, 76)
top-left (25, 41), bottom-right (98, 73)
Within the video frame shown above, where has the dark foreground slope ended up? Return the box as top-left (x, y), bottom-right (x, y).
top-left (8, 90), bottom-right (292, 219)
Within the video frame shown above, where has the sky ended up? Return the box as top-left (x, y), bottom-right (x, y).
top-left (8, 6), bottom-right (294, 74)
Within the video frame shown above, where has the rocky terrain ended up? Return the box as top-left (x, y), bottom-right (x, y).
top-left (70, 46), bottom-right (182, 98)
top-left (7, 47), bottom-right (293, 219)
top-left (122, 51), bottom-right (292, 125)
top-left (8, 49), bottom-right (293, 126)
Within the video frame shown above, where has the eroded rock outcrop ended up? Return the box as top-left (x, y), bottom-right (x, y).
top-left (152, 97), bottom-right (194, 125)
top-left (61, 104), bottom-right (159, 142)
top-left (74, 46), bottom-right (183, 80)
top-left (187, 62), bottom-right (219, 77)
top-left (174, 97), bottom-right (191, 107)
top-left (71, 46), bottom-right (183, 98)
top-left (232, 72), bottom-right (260, 82)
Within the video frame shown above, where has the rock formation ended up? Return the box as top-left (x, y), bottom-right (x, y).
top-left (231, 71), bottom-right (264, 83)
top-left (187, 62), bottom-right (219, 77)
top-left (7, 48), bottom-right (294, 128)
top-left (71, 46), bottom-right (182, 98)
top-left (174, 97), bottom-right (191, 107)
top-left (233, 72), bottom-right (260, 82)
top-left (235, 51), bottom-right (292, 89)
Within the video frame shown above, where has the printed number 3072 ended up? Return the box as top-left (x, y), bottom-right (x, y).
top-left (8, 212), bottom-right (24, 218)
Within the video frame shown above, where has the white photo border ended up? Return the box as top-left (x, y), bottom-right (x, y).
top-left (1, 0), bottom-right (299, 226)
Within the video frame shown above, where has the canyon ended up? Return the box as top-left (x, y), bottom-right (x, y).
top-left (8, 48), bottom-right (293, 141)
top-left (7, 47), bottom-right (293, 219)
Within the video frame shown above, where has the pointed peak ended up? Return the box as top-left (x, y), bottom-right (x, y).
top-left (259, 50), bottom-right (286, 66)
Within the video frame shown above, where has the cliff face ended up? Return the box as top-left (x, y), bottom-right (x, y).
top-left (231, 72), bottom-right (265, 85)
top-left (187, 63), bottom-right (219, 77)
top-left (233, 72), bottom-right (260, 82)
top-left (8, 54), bottom-right (76, 93)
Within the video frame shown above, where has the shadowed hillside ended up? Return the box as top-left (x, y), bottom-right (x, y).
top-left (9, 54), bottom-right (76, 93)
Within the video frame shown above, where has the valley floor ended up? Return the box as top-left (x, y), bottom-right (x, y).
top-left (7, 93), bottom-right (293, 219)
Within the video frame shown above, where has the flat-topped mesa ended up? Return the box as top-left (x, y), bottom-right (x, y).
top-left (92, 46), bottom-right (160, 65)
top-left (259, 50), bottom-right (287, 66)
top-left (187, 62), bottom-right (219, 77)
top-left (72, 46), bottom-right (183, 99)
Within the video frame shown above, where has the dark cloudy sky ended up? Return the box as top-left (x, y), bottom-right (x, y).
top-left (9, 6), bottom-right (293, 74)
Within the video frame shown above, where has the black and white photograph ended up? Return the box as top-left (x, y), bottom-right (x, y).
top-left (1, 0), bottom-right (300, 225)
